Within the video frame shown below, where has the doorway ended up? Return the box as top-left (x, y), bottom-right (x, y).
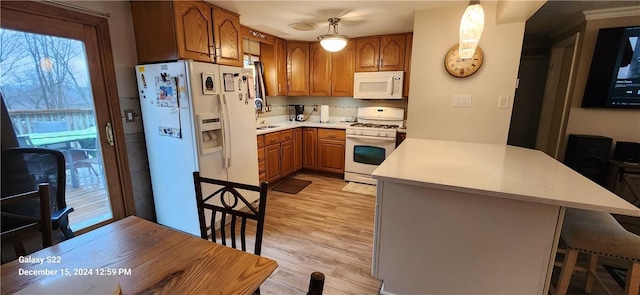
top-left (535, 33), bottom-right (580, 159)
top-left (0, 2), bottom-right (134, 233)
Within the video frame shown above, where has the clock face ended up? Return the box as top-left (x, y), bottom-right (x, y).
top-left (444, 45), bottom-right (483, 78)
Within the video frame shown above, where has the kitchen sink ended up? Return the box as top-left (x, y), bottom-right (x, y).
top-left (256, 125), bottom-right (280, 130)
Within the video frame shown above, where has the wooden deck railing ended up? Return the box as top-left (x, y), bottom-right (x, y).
top-left (9, 109), bottom-right (95, 134)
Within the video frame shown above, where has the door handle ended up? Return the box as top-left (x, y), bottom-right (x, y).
top-left (105, 123), bottom-right (115, 146)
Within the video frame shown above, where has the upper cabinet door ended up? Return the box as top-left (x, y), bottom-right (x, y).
top-left (355, 37), bottom-right (380, 72)
top-left (331, 40), bottom-right (355, 96)
top-left (379, 34), bottom-right (406, 71)
top-left (309, 42), bottom-right (331, 96)
top-left (173, 1), bottom-right (214, 63)
top-left (211, 7), bottom-right (243, 67)
top-left (287, 42), bottom-right (309, 96)
top-left (275, 38), bottom-right (288, 96)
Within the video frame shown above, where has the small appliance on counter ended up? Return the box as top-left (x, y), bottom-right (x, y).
top-left (289, 105), bottom-right (305, 121)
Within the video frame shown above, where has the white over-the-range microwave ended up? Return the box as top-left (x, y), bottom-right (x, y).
top-left (353, 71), bottom-right (403, 99)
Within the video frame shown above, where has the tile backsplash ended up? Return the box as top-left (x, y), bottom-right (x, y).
top-left (257, 96), bottom-right (408, 119)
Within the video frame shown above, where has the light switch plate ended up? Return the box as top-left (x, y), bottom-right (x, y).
top-left (124, 110), bottom-right (136, 122)
top-left (452, 95), bottom-right (472, 107)
top-left (498, 95), bottom-right (510, 109)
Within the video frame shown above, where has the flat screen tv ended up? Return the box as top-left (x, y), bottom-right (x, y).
top-left (582, 26), bottom-right (640, 109)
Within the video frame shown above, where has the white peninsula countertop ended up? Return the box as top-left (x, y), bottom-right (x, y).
top-left (370, 138), bottom-right (639, 295)
top-left (372, 138), bottom-right (640, 217)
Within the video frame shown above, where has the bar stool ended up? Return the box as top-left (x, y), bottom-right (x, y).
top-left (555, 208), bottom-right (640, 295)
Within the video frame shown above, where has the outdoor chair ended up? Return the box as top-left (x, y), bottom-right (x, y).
top-left (1, 148), bottom-right (75, 240)
top-left (68, 138), bottom-right (102, 179)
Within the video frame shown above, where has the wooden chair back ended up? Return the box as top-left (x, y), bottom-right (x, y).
top-left (193, 171), bottom-right (268, 255)
top-left (1, 183), bottom-right (53, 259)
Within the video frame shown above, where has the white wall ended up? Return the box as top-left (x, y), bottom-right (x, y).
top-left (564, 15), bottom-right (640, 145)
top-left (406, 1), bottom-right (526, 144)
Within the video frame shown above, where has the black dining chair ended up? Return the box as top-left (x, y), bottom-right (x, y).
top-left (1, 183), bottom-right (53, 263)
top-left (193, 171), bottom-right (268, 254)
top-left (193, 171), bottom-right (268, 294)
top-left (1, 148), bottom-right (75, 240)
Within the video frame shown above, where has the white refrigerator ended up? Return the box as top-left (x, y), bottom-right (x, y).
top-left (135, 61), bottom-right (259, 236)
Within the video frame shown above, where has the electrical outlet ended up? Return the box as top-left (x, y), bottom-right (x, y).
top-left (498, 95), bottom-right (510, 109)
top-left (313, 105), bottom-right (318, 111)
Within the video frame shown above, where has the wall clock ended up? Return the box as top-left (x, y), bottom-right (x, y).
top-left (444, 45), bottom-right (483, 78)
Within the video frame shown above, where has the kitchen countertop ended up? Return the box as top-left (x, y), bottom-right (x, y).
top-left (371, 138), bottom-right (640, 216)
top-left (255, 120), bottom-right (353, 135)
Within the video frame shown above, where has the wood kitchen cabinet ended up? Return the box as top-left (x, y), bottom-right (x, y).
top-left (275, 38), bottom-right (288, 96)
top-left (131, 1), bottom-right (242, 66)
top-left (396, 132), bottom-right (407, 147)
top-left (261, 37), bottom-right (288, 96)
top-left (309, 40), bottom-right (356, 97)
top-left (355, 34), bottom-right (406, 72)
top-left (211, 6), bottom-right (243, 67)
top-left (280, 130), bottom-right (295, 177)
top-left (310, 42), bottom-right (332, 96)
top-left (264, 132), bottom-right (281, 183)
top-left (403, 33), bottom-right (413, 98)
top-left (287, 42), bottom-right (310, 96)
top-left (294, 128), bottom-right (303, 171)
top-left (259, 130), bottom-right (296, 183)
top-left (303, 128), bottom-right (317, 170)
top-left (331, 40), bottom-right (356, 96)
top-left (317, 128), bottom-right (346, 173)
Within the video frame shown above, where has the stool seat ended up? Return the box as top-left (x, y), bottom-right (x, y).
top-left (562, 208), bottom-right (640, 262)
top-left (555, 208), bottom-right (640, 295)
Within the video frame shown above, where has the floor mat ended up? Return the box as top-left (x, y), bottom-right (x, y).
top-left (342, 182), bottom-right (376, 196)
top-left (603, 264), bottom-right (626, 288)
top-left (271, 178), bottom-right (312, 194)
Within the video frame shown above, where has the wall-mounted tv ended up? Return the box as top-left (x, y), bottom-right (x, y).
top-left (582, 26), bottom-right (640, 109)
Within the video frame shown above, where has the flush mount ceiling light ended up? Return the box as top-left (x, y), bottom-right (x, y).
top-left (318, 18), bottom-right (349, 52)
top-left (459, 0), bottom-right (485, 59)
top-left (289, 22), bottom-right (318, 31)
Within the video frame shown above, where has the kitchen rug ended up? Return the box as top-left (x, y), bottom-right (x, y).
top-left (603, 264), bottom-right (626, 288)
top-left (342, 182), bottom-right (376, 197)
top-left (271, 178), bottom-right (312, 194)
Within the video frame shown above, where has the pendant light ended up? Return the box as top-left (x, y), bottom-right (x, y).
top-left (318, 18), bottom-right (349, 52)
top-left (459, 0), bottom-right (484, 59)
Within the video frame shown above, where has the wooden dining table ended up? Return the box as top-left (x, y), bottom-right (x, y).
top-left (1, 216), bottom-right (278, 294)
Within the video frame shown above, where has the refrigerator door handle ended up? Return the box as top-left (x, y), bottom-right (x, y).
top-left (220, 93), bottom-right (232, 169)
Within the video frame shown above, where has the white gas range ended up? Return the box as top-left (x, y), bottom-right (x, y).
top-left (344, 107), bottom-right (404, 185)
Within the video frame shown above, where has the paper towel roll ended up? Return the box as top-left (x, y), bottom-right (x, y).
top-left (320, 105), bottom-right (330, 123)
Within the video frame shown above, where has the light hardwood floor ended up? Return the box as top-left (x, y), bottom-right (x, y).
top-left (258, 172), bottom-right (382, 294)
top-left (228, 172), bottom-right (631, 295)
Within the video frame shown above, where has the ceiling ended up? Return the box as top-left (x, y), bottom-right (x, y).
top-left (209, 1), bottom-right (639, 41)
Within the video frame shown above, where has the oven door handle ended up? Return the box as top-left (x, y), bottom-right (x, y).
top-left (346, 134), bottom-right (396, 142)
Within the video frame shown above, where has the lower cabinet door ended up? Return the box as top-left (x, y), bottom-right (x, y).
top-left (281, 140), bottom-right (294, 177)
top-left (318, 139), bottom-right (345, 173)
top-left (265, 144), bottom-right (281, 183)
